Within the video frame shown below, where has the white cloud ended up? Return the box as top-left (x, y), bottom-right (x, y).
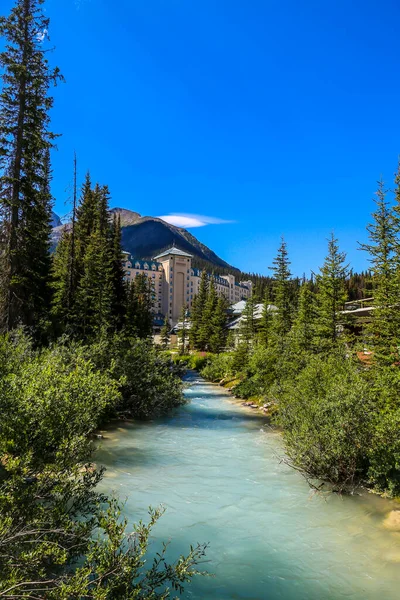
top-left (158, 213), bottom-right (235, 228)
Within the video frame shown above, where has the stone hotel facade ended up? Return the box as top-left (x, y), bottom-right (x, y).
top-left (122, 247), bottom-right (252, 325)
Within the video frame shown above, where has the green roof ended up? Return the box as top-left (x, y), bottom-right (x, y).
top-left (153, 247), bottom-right (193, 260)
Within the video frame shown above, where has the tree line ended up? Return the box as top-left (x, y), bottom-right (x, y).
top-left (200, 173), bottom-right (400, 497)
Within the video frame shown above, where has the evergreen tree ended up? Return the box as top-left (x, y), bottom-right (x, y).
top-left (0, 0), bottom-right (62, 334)
top-left (50, 230), bottom-right (73, 334)
top-left (315, 233), bottom-right (348, 347)
top-left (198, 279), bottom-right (218, 350)
top-left (269, 237), bottom-right (293, 337)
top-left (189, 270), bottom-right (208, 349)
top-left (126, 274), bottom-right (153, 339)
top-left (75, 224), bottom-right (113, 338)
top-left (239, 294), bottom-right (257, 348)
top-left (361, 179), bottom-right (399, 363)
top-left (109, 212), bottom-right (127, 329)
top-left (258, 291), bottom-right (274, 347)
top-left (51, 156), bottom-right (79, 335)
top-left (290, 281), bottom-right (317, 352)
top-left (160, 317), bottom-right (171, 349)
top-left (209, 295), bottom-right (228, 353)
top-left (75, 173), bottom-right (97, 263)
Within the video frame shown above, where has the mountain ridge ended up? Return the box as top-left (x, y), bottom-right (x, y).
top-left (52, 207), bottom-right (239, 273)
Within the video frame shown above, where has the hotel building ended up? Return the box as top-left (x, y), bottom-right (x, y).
top-left (122, 247), bottom-right (252, 325)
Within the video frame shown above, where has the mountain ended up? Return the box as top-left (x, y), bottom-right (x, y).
top-left (51, 211), bottom-right (62, 228)
top-left (51, 207), bottom-right (238, 272)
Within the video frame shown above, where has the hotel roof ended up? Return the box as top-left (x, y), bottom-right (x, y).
top-left (153, 247), bottom-right (193, 260)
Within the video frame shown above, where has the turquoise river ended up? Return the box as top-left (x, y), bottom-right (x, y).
top-left (96, 372), bottom-right (400, 599)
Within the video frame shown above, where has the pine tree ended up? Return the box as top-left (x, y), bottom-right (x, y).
top-left (209, 295), bottom-right (228, 353)
top-left (160, 317), bottom-right (171, 349)
top-left (189, 270), bottom-right (208, 349)
top-left (0, 0), bottom-right (62, 333)
top-left (50, 230), bottom-right (73, 335)
top-left (315, 233), bottom-right (348, 347)
top-left (361, 179), bottom-right (399, 363)
top-left (126, 274), bottom-right (153, 339)
top-left (75, 173), bottom-right (97, 267)
top-left (51, 155), bottom-right (78, 335)
top-left (109, 212), bottom-right (127, 330)
top-left (239, 294), bottom-right (257, 348)
top-left (269, 237), bottom-right (293, 337)
top-left (75, 225), bottom-right (113, 338)
top-left (290, 281), bottom-right (317, 352)
top-left (258, 291), bottom-right (274, 347)
top-left (198, 280), bottom-right (218, 350)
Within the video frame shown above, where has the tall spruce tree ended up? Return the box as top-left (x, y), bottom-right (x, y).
top-left (109, 212), bottom-right (127, 330)
top-left (198, 280), bottom-right (218, 350)
top-left (239, 294), bottom-right (257, 347)
top-left (315, 233), bottom-right (348, 347)
top-left (160, 316), bottom-right (171, 349)
top-left (290, 281), bottom-right (317, 352)
top-left (361, 179), bottom-right (399, 364)
top-left (269, 237), bottom-right (293, 337)
top-left (189, 270), bottom-right (208, 349)
top-left (0, 0), bottom-right (62, 334)
top-left (126, 274), bottom-right (153, 339)
top-left (209, 295), bottom-right (228, 353)
top-left (258, 291), bottom-right (274, 347)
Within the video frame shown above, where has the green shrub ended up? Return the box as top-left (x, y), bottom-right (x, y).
top-left (84, 333), bottom-right (185, 418)
top-left (189, 352), bottom-right (210, 371)
top-left (201, 353), bottom-right (233, 382)
top-left (366, 367), bottom-right (400, 496)
top-left (276, 353), bottom-right (374, 490)
top-left (0, 337), bottom-right (120, 467)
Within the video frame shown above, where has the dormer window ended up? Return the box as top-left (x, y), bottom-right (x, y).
top-left (144, 263), bottom-right (149, 270)
top-left (135, 262), bottom-right (140, 269)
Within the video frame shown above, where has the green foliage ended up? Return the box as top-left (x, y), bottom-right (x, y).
top-left (314, 233), bottom-right (349, 347)
top-left (160, 316), bottom-right (171, 348)
top-left (209, 295), bottom-right (229, 353)
top-left (360, 179), bottom-right (400, 365)
top-left (52, 180), bottom-right (128, 341)
top-left (269, 237), bottom-right (293, 337)
top-left (239, 295), bottom-right (257, 347)
top-left (277, 353), bottom-right (373, 489)
top-left (0, 330), bottom-right (203, 596)
top-left (84, 332), bottom-right (185, 418)
top-left (200, 353), bottom-right (233, 382)
top-left (126, 272), bottom-right (153, 338)
top-left (189, 270), bottom-right (208, 350)
top-left (0, 0), bottom-right (62, 337)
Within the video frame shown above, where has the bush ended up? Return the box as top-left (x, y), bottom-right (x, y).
top-left (276, 353), bottom-right (374, 490)
top-left (0, 335), bottom-right (120, 467)
top-left (0, 331), bottom-right (204, 596)
top-left (201, 353), bottom-right (233, 382)
top-left (84, 333), bottom-right (185, 418)
top-left (366, 367), bottom-right (400, 496)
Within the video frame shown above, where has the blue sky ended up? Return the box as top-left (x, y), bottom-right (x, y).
top-left (3, 0), bottom-right (400, 276)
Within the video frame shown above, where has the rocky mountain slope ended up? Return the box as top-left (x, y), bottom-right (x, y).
top-left (52, 208), bottom-right (238, 272)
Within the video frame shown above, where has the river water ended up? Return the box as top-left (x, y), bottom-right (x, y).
top-left (96, 371), bottom-right (400, 599)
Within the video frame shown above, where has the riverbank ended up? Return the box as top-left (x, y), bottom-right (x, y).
top-left (96, 371), bottom-right (400, 600)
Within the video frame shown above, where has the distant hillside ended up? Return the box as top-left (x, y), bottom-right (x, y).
top-left (52, 207), bottom-right (239, 272)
